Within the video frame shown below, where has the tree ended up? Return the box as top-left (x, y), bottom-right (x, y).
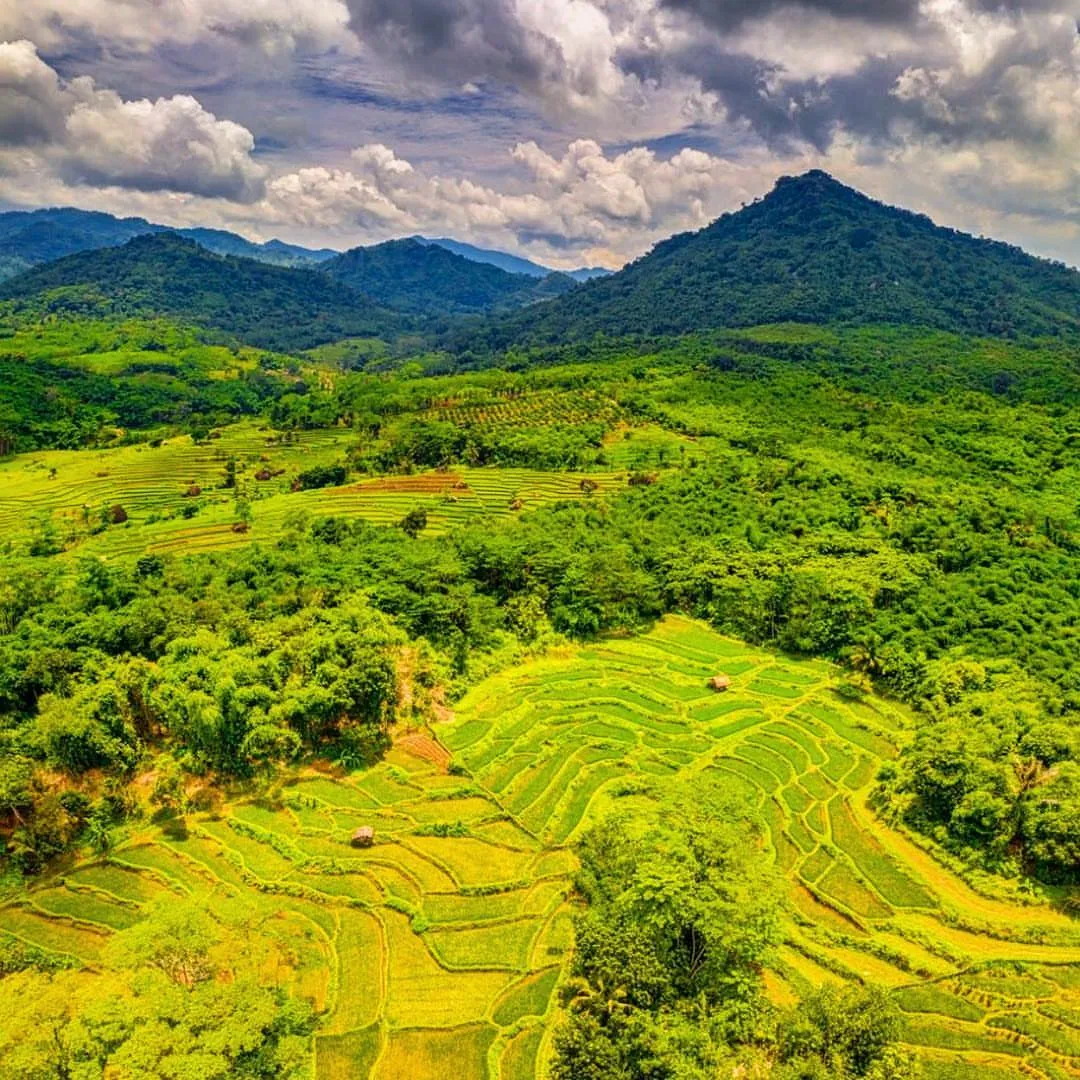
top-left (399, 506), bottom-right (428, 538)
top-left (554, 775), bottom-right (784, 1079)
top-left (777, 985), bottom-right (910, 1078)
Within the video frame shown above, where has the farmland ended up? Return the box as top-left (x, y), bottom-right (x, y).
top-left (5, 616), bottom-right (1078, 1079)
top-left (0, 419), bottom-right (630, 559)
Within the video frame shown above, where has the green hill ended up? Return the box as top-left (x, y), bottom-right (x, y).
top-left (0, 207), bottom-right (336, 279)
top-left (0, 233), bottom-right (404, 351)
top-left (323, 237), bottom-right (576, 315)
top-left (484, 170), bottom-right (1080, 345)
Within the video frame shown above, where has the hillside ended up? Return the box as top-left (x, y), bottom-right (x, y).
top-left (0, 233), bottom-right (403, 351)
top-left (323, 238), bottom-right (576, 315)
top-left (485, 170), bottom-right (1080, 345)
top-left (0, 207), bottom-right (336, 280)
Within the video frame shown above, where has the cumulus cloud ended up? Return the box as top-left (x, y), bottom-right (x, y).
top-left (0, 0), bottom-right (351, 54)
top-left (659, 0), bottom-right (922, 32)
top-left (0, 41), bottom-right (265, 200)
top-left (342, 0), bottom-right (629, 111)
top-left (5, 0), bottom-right (1080, 269)
top-left (252, 138), bottom-right (789, 265)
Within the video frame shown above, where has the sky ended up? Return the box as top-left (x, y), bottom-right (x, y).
top-left (2, 0), bottom-right (1080, 270)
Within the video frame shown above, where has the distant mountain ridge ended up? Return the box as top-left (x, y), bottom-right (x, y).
top-left (0, 232), bottom-right (401, 352)
top-left (414, 236), bottom-right (611, 282)
top-left (0, 208), bottom-right (338, 280)
top-left (0, 206), bottom-right (611, 288)
top-left (484, 169), bottom-right (1080, 345)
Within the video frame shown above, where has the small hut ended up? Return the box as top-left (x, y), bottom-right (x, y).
top-left (709, 674), bottom-right (731, 693)
top-left (351, 826), bottom-right (375, 848)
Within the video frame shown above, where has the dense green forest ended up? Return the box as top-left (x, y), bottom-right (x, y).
top-left (0, 207), bottom-right (336, 279)
top-left (0, 234), bottom-right (404, 352)
top-left (323, 238), bottom-right (575, 315)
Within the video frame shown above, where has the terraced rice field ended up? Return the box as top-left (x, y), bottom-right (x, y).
top-left (0, 421), bottom-right (629, 559)
top-left (5, 617), bottom-right (1079, 1079)
top-left (0, 421), bottom-right (354, 540)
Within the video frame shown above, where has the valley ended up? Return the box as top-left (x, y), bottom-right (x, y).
top-left (2, 172), bottom-right (1080, 1080)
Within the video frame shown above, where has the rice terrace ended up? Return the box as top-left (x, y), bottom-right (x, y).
top-left (6, 617), bottom-right (1079, 1079)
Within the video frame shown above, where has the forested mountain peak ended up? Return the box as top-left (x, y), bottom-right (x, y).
top-left (479, 169), bottom-right (1080, 346)
top-left (322, 236), bottom-right (577, 314)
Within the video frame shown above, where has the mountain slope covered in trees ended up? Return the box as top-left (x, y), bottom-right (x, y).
top-left (323, 237), bottom-right (577, 315)
top-left (0, 233), bottom-right (404, 351)
top-left (483, 170), bottom-right (1080, 346)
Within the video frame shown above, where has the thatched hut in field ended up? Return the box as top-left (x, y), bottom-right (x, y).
top-left (709, 674), bottom-right (731, 692)
top-left (351, 826), bottom-right (375, 848)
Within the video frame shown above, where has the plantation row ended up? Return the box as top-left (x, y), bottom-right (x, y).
top-left (421, 388), bottom-right (622, 432)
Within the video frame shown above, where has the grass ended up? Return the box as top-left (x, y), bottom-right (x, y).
top-left (817, 862), bottom-right (894, 920)
top-left (893, 985), bottom-right (986, 1022)
top-left (32, 886), bottom-right (141, 930)
top-left (381, 910), bottom-right (513, 1028)
top-left (425, 919), bottom-right (537, 971)
top-left (315, 1026), bottom-right (382, 1080)
top-left (325, 910), bottom-right (384, 1033)
top-left (65, 862), bottom-right (173, 902)
top-left (18, 615), bottom-right (1080, 1079)
top-left (500, 1027), bottom-right (545, 1080)
top-left (0, 905), bottom-right (109, 960)
top-left (899, 1015), bottom-right (1027, 1057)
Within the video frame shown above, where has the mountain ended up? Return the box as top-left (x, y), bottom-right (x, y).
top-left (486, 170), bottom-right (1080, 345)
top-left (0, 207), bottom-right (337, 280)
top-left (415, 236), bottom-right (611, 282)
top-left (323, 237), bottom-right (577, 315)
top-left (0, 233), bottom-right (402, 352)
top-left (168, 228), bottom-right (337, 266)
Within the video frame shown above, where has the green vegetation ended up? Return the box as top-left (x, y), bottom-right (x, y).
top-left (0, 233), bottom-right (403, 352)
top-left (322, 238), bottom-right (573, 315)
top-left (0, 206), bottom-right (335, 278)
top-left (4, 173), bottom-right (1080, 1079)
top-left (5, 621), bottom-right (1076, 1078)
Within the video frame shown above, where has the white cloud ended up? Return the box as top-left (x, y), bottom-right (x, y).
top-left (0, 41), bottom-right (265, 200)
top-left (0, 0), bottom-right (351, 54)
top-left (253, 138), bottom-right (793, 266)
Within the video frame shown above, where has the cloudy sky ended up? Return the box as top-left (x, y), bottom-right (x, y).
top-left (2, 0), bottom-right (1080, 269)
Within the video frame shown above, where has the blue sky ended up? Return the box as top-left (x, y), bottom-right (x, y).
top-left (2, 0), bottom-right (1080, 269)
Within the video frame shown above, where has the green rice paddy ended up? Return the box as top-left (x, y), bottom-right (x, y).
top-left (0, 421), bottom-right (629, 559)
